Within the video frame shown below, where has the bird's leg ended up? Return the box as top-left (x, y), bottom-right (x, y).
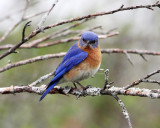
top-left (76, 82), bottom-right (86, 89)
top-left (73, 82), bottom-right (78, 88)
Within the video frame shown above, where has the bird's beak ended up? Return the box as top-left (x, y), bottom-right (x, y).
top-left (86, 40), bottom-right (90, 45)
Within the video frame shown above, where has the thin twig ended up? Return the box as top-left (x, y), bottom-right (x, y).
top-left (124, 68), bottom-right (160, 89)
top-left (124, 51), bottom-right (134, 65)
top-left (22, 21), bottom-right (31, 41)
top-left (44, 2), bottom-right (160, 30)
top-left (37, 0), bottom-right (59, 30)
top-left (0, 52), bottom-right (65, 73)
top-left (0, 2), bottom-right (159, 59)
top-left (0, 10), bottom-right (47, 43)
top-left (0, 49), bottom-right (160, 73)
top-left (112, 95), bottom-right (132, 128)
top-left (28, 71), bottom-right (55, 87)
top-left (0, 21), bottom-right (31, 59)
top-left (0, 0), bottom-right (30, 43)
top-left (28, 18), bottom-right (93, 47)
top-left (142, 79), bottom-right (160, 85)
top-left (101, 49), bottom-right (160, 56)
top-left (0, 32), bottom-right (118, 50)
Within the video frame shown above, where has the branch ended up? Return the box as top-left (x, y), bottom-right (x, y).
top-left (1, 68), bottom-right (159, 128)
top-left (112, 95), bottom-right (132, 128)
top-left (44, 2), bottom-right (160, 30)
top-left (0, 69), bottom-right (159, 99)
top-left (0, 49), bottom-right (160, 73)
top-left (0, 5), bottom-right (47, 43)
top-left (0, 0), bottom-right (30, 43)
top-left (0, 21), bottom-right (31, 59)
top-left (0, 85), bottom-right (160, 99)
top-left (0, 32), bottom-right (118, 50)
top-left (101, 49), bottom-right (160, 56)
top-left (37, 0), bottom-right (59, 31)
top-left (124, 68), bottom-right (160, 89)
top-left (0, 2), bottom-right (159, 59)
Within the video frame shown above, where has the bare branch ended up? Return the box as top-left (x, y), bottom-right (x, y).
top-left (142, 79), bottom-right (160, 85)
top-left (23, 11), bottom-right (48, 20)
top-left (0, 32), bottom-right (118, 50)
top-left (0, 85), bottom-right (160, 99)
top-left (0, 52), bottom-right (65, 73)
top-left (0, 68), bottom-right (159, 99)
top-left (28, 71), bottom-right (55, 87)
top-left (37, 0), bottom-right (59, 30)
top-left (123, 51), bottom-right (134, 65)
top-left (124, 68), bottom-right (160, 89)
top-left (0, 2), bottom-right (159, 59)
top-left (101, 49), bottom-right (160, 56)
top-left (27, 18), bottom-right (93, 47)
top-left (22, 21), bottom-right (31, 41)
top-left (0, 48), bottom-right (160, 73)
top-left (0, 22), bottom-right (32, 60)
top-left (112, 95), bottom-right (132, 128)
top-left (0, 0), bottom-right (30, 43)
top-left (44, 2), bottom-right (160, 30)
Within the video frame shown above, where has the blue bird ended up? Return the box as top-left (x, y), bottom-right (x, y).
top-left (40, 31), bottom-right (101, 101)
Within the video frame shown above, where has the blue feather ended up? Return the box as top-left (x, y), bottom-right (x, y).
top-left (40, 43), bottom-right (88, 101)
top-left (55, 42), bottom-right (87, 75)
top-left (39, 80), bottom-right (59, 101)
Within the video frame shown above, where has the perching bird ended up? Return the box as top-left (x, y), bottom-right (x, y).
top-left (40, 31), bottom-right (101, 101)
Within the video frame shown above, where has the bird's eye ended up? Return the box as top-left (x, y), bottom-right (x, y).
top-left (82, 38), bottom-right (86, 42)
top-left (90, 40), bottom-right (96, 44)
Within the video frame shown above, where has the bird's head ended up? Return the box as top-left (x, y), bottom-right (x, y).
top-left (79, 31), bottom-right (99, 49)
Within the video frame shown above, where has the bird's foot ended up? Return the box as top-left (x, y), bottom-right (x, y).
top-left (76, 82), bottom-right (87, 90)
top-left (73, 82), bottom-right (78, 89)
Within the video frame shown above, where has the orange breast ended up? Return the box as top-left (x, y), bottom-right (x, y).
top-left (64, 42), bottom-right (101, 82)
top-left (79, 43), bottom-right (101, 68)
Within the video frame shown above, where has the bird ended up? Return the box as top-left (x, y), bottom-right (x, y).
top-left (40, 31), bottom-right (101, 101)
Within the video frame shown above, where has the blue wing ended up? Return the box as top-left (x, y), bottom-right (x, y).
top-left (40, 42), bottom-right (88, 101)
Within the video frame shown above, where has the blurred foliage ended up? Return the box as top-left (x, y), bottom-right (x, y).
top-left (0, 0), bottom-right (160, 128)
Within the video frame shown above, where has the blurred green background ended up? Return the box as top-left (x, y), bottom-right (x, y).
top-left (0, 0), bottom-right (160, 128)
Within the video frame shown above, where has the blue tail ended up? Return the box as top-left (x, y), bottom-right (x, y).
top-left (39, 81), bottom-right (58, 101)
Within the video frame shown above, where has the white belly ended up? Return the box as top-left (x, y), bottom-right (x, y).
top-left (62, 62), bottom-right (101, 83)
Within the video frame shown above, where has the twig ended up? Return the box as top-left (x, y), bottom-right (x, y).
top-left (0, 21), bottom-right (31, 59)
top-left (0, 52), bottom-right (65, 73)
top-left (27, 18), bottom-right (93, 47)
top-left (0, 0), bottom-right (30, 43)
top-left (142, 79), bottom-right (160, 85)
top-left (23, 11), bottom-right (48, 20)
top-left (22, 21), bottom-right (31, 41)
top-left (0, 49), bottom-right (160, 73)
top-left (0, 10), bottom-right (47, 43)
top-left (44, 2), bottom-right (160, 30)
top-left (112, 95), bottom-right (132, 128)
top-left (28, 71), bottom-right (55, 87)
top-left (124, 51), bottom-right (134, 65)
top-left (101, 49), bottom-right (160, 56)
top-left (37, 0), bottom-right (59, 31)
top-left (0, 32), bottom-right (118, 50)
top-left (0, 2), bottom-right (159, 59)
top-left (102, 68), bottom-right (132, 128)
top-left (124, 68), bottom-right (160, 89)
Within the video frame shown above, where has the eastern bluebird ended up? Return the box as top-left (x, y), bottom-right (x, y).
top-left (40, 31), bottom-right (101, 101)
